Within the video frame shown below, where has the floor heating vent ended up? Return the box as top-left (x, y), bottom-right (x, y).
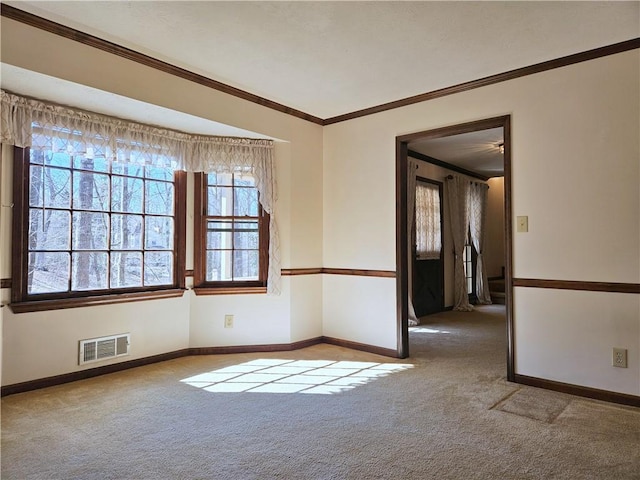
top-left (79, 334), bottom-right (130, 365)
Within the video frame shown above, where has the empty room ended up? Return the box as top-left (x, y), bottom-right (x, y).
top-left (1, 2), bottom-right (639, 478)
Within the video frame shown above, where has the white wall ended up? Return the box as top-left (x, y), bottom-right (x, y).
top-left (0, 18), bottom-right (324, 385)
top-left (2, 16), bottom-right (639, 397)
top-left (323, 50), bottom-right (639, 395)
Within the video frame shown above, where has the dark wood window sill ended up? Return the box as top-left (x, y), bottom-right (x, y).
top-left (9, 289), bottom-right (186, 313)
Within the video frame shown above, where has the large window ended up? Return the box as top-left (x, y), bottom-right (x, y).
top-left (194, 172), bottom-right (269, 294)
top-left (12, 146), bottom-right (186, 310)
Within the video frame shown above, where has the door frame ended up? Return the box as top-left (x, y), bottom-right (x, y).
top-left (395, 115), bottom-right (514, 381)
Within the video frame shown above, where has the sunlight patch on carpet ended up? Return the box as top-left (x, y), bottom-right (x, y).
top-left (180, 359), bottom-right (413, 395)
top-left (410, 327), bottom-right (451, 334)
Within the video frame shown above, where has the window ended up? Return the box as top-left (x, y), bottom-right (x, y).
top-left (11, 146), bottom-right (186, 310)
top-left (415, 180), bottom-right (442, 260)
top-left (463, 239), bottom-right (477, 301)
top-left (194, 172), bottom-right (269, 294)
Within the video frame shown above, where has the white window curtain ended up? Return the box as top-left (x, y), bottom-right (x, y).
top-left (469, 182), bottom-right (492, 304)
top-left (407, 158), bottom-right (420, 326)
top-left (445, 175), bottom-right (473, 312)
top-left (1, 90), bottom-right (281, 294)
top-left (415, 181), bottom-right (441, 260)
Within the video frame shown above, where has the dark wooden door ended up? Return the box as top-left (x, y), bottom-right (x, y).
top-left (413, 258), bottom-right (443, 317)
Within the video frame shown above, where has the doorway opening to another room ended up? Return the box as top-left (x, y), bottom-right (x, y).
top-left (395, 116), bottom-right (514, 381)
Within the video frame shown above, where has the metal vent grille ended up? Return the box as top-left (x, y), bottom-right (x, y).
top-left (79, 334), bottom-right (130, 365)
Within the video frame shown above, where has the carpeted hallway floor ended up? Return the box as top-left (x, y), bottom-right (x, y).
top-left (2, 305), bottom-right (639, 479)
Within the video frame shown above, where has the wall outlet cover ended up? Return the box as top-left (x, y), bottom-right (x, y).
top-left (612, 348), bottom-right (627, 368)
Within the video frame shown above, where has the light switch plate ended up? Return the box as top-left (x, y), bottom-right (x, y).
top-left (517, 216), bottom-right (528, 233)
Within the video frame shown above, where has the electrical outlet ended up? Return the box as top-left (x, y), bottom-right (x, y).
top-left (612, 348), bottom-right (627, 368)
top-left (224, 314), bottom-right (234, 328)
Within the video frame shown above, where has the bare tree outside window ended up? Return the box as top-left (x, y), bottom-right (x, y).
top-left (24, 146), bottom-right (177, 296)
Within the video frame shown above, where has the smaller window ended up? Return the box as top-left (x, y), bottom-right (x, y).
top-left (463, 240), bottom-right (477, 301)
top-left (194, 172), bottom-right (269, 294)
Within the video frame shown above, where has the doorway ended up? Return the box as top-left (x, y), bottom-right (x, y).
top-left (395, 116), bottom-right (514, 381)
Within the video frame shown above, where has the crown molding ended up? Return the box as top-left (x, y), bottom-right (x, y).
top-left (2, 5), bottom-right (638, 126)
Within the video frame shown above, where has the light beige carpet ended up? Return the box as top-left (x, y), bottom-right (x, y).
top-left (2, 305), bottom-right (639, 479)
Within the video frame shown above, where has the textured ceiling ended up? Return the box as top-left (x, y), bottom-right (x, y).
top-left (409, 128), bottom-right (505, 178)
top-left (3, 1), bottom-right (639, 119)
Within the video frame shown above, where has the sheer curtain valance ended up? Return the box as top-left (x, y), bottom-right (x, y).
top-left (1, 89), bottom-right (281, 294)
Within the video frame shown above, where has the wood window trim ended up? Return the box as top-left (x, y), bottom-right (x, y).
top-left (10, 146), bottom-right (187, 313)
top-left (193, 172), bottom-right (269, 294)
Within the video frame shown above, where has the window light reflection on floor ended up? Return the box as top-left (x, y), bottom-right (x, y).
top-left (180, 359), bottom-right (413, 395)
top-left (410, 327), bottom-right (451, 334)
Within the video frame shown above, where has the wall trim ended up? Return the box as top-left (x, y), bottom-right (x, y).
top-left (513, 278), bottom-right (640, 294)
top-left (1, 5), bottom-right (637, 127)
top-left (514, 374), bottom-right (640, 408)
top-left (0, 348), bottom-right (191, 397)
top-left (321, 336), bottom-right (400, 358)
top-left (281, 268), bottom-right (323, 276)
top-left (0, 4), bottom-right (324, 126)
top-left (282, 268), bottom-right (395, 278)
top-left (189, 337), bottom-right (322, 355)
top-left (324, 38), bottom-right (640, 124)
top-left (408, 149), bottom-right (490, 181)
top-left (322, 268), bottom-right (396, 278)
top-left (1, 336), bottom-right (399, 396)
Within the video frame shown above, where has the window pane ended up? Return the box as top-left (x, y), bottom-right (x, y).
top-left (111, 176), bottom-right (144, 213)
top-left (72, 252), bottom-right (108, 290)
top-left (145, 166), bottom-right (174, 181)
top-left (207, 187), bottom-right (233, 216)
top-left (29, 149), bottom-right (71, 168)
top-left (206, 250), bottom-right (232, 282)
top-left (111, 214), bottom-right (143, 250)
top-left (73, 156), bottom-right (108, 172)
top-left (47, 152), bottom-right (72, 168)
top-left (234, 174), bottom-right (256, 187)
top-left (29, 166), bottom-right (72, 208)
top-left (28, 252), bottom-right (70, 294)
top-left (72, 212), bottom-right (109, 250)
top-left (207, 220), bottom-right (232, 249)
top-left (29, 209), bottom-right (71, 251)
top-left (234, 220), bottom-right (259, 249)
top-left (110, 252), bottom-right (142, 288)
top-left (111, 162), bottom-right (144, 177)
top-left (233, 250), bottom-right (259, 281)
top-left (73, 171), bottom-right (109, 211)
top-left (145, 216), bottom-right (174, 250)
top-left (234, 188), bottom-right (258, 216)
top-left (145, 181), bottom-right (174, 215)
top-left (144, 252), bottom-right (173, 286)
top-left (208, 172), bottom-right (232, 186)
